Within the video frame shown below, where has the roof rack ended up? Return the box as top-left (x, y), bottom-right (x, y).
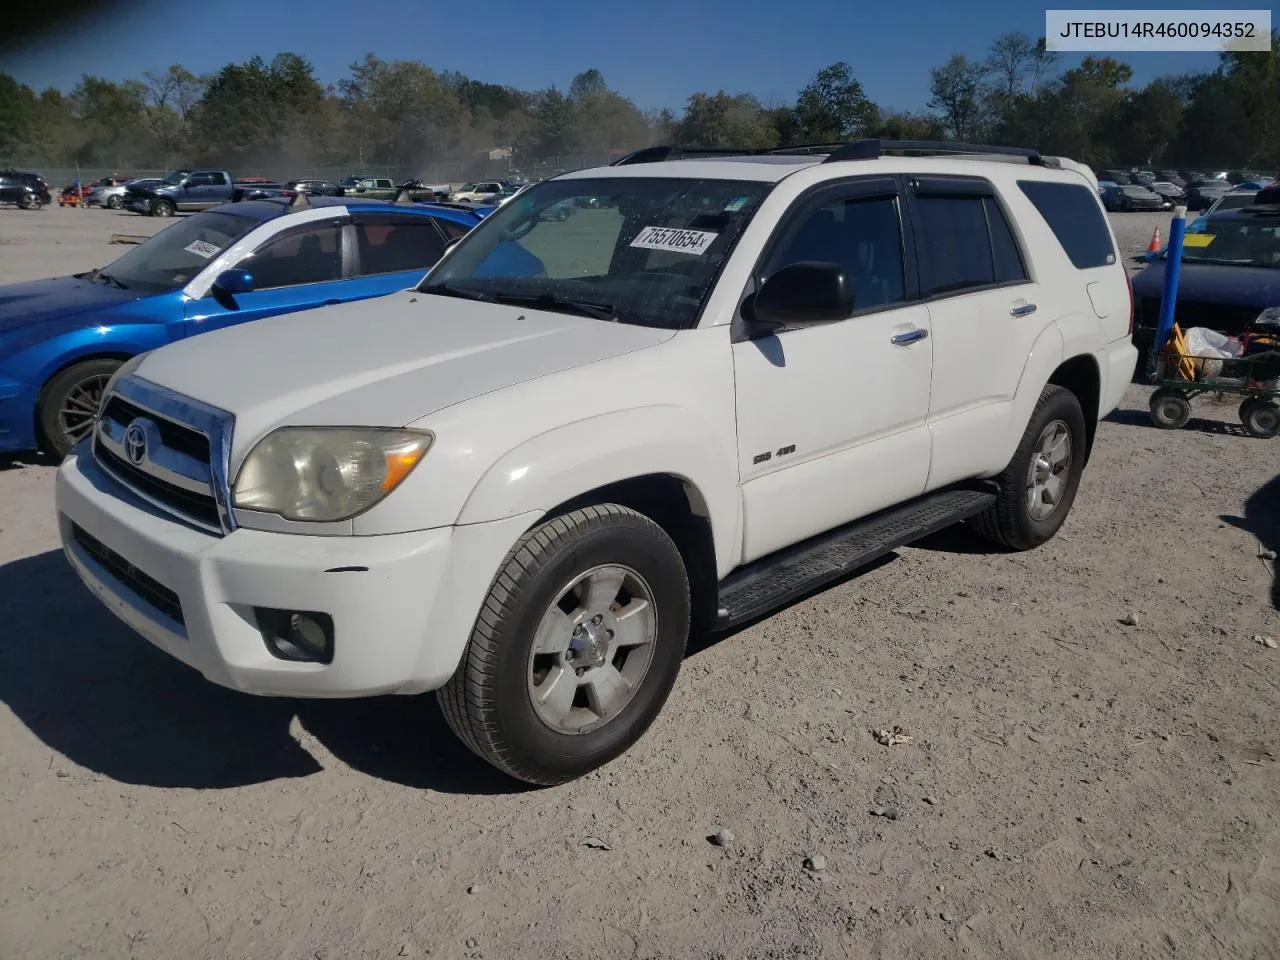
top-left (609, 139), bottom-right (1058, 168)
top-left (610, 146), bottom-right (768, 166)
top-left (822, 139), bottom-right (1055, 167)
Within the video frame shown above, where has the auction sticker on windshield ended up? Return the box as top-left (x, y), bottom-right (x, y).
top-left (184, 239), bottom-right (221, 259)
top-left (630, 226), bottom-right (718, 256)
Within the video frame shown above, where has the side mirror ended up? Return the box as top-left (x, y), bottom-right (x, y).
top-left (212, 269), bottom-right (254, 295)
top-left (750, 262), bottom-right (852, 332)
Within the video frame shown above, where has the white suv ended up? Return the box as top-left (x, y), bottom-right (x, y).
top-left (55, 141), bottom-right (1137, 785)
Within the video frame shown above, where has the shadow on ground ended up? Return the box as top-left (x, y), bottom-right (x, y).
top-left (0, 549), bottom-right (524, 795)
top-left (1104, 407), bottom-right (1263, 437)
top-left (2, 522), bottom-right (997, 791)
top-left (1220, 472), bottom-right (1280, 610)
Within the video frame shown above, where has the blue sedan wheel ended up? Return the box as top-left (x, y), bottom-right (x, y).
top-left (38, 357), bottom-right (122, 457)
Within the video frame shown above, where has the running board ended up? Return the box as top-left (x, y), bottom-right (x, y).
top-left (714, 486), bottom-right (996, 629)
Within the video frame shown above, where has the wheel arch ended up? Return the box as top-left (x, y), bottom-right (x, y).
top-left (1047, 353), bottom-right (1102, 461)
top-left (535, 473), bottom-right (720, 631)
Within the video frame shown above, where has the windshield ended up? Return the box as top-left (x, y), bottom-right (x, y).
top-left (1122, 185), bottom-right (1151, 195)
top-left (93, 210), bottom-right (258, 293)
top-left (163, 170), bottom-right (190, 186)
top-left (1182, 220), bottom-right (1280, 267)
top-left (419, 176), bottom-right (772, 329)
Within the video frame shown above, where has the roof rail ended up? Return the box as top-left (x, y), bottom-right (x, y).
top-left (823, 139), bottom-right (1055, 167)
top-left (610, 146), bottom-right (767, 166)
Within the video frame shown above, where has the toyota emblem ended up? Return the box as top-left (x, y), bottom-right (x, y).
top-left (122, 421), bottom-right (147, 465)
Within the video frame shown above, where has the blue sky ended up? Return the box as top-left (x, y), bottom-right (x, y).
top-left (7, 0), bottom-right (1234, 112)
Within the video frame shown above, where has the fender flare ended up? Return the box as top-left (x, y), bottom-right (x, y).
top-left (455, 405), bottom-right (742, 577)
top-left (996, 321), bottom-right (1066, 469)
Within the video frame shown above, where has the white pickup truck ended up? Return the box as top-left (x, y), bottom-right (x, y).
top-left (55, 140), bottom-right (1137, 785)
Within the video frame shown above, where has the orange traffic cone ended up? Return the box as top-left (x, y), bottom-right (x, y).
top-left (1147, 227), bottom-right (1160, 253)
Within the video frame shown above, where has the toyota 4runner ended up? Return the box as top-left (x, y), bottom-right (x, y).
top-left (55, 140), bottom-right (1138, 785)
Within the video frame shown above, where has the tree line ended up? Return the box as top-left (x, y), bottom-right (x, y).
top-left (0, 31), bottom-right (1276, 177)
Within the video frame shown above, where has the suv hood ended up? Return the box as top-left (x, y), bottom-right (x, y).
top-left (132, 291), bottom-right (677, 462)
top-left (0, 275), bottom-right (140, 334)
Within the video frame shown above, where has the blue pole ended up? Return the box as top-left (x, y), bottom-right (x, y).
top-left (1153, 205), bottom-right (1187, 355)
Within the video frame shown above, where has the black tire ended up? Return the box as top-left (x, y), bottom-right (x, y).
top-left (151, 198), bottom-right (174, 218)
top-left (1240, 398), bottom-right (1280, 438)
top-left (19, 193), bottom-right (39, 210)
top-left (1149, 387), bottom-right (1192, 430)
top-left (438, 504), bottom-right (690, 786)
top-left (969, 384), bottom-right (1087, 551)
top-left (106, 195), bottom-right (123, 210)
top-left (37, 357), bottom-right (122, 458)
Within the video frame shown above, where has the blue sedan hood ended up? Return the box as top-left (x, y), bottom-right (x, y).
top-left (1132, 261), bottom-right (1280, 308)
top-left (0, 275), bottom-right (143, 334)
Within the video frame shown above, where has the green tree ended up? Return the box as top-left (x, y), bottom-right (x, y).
top-left (928, 55), bottom-right (988, 140)
top-left (673, 92), bottom-right (779, 148)
top-left (792, 62), bottom-right (876, 141)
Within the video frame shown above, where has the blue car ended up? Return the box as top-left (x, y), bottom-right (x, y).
top-left (0, 197), bottom-right (483, 456)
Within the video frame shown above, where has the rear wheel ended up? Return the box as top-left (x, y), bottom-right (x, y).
top-left (1149, 387), bottom-right (1192, 429)
top-left (38, 357), bottom-right (122, 457)
top-left (970, 385), bottom-right (1087, 551)
top-left (151, 198), bottom-right (174, 217)
top-left (438, 504), bottom-right (690, 786)
top-left (1240, 398), bottom-right (1280, 438)
top-left (19, 193), bottom-right (39, 210)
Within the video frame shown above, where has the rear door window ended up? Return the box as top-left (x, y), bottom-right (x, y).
top-left (352, 215), bottom-right (448, 276)
top-left (1017, 180), bottom-right (1117, 269)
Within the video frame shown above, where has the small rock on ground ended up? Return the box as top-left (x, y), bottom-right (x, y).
top-left (711, 828), bottom-right (735, 847)
top-left (803, 854), bottom-right (826, 872)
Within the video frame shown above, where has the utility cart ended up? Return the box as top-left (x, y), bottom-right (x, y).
top-left (1148, 319), bottom-right (1280, 437)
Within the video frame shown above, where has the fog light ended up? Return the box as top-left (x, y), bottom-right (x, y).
top-left (256, 608), bottom-right (334, 664)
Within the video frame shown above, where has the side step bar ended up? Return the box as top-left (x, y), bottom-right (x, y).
top-left (714, 486), bottom-right (997, 629)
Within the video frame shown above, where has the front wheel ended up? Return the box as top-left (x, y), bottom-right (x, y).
top-left (19, 193), bottom-right (40, 210)
top-left (106, 195), bottom-right (123, 210)
top-left (151, 198), bottom-right (174, 217)
top-left (438, 504), bottom-right (690, 786)
top-left (38, 357), bottom-right (123, 457)
top-left (970, 385), bottom-right (1087, 551)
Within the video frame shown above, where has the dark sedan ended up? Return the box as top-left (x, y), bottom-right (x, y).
top-left (1185, 179), bottom-right (1233, 211)
top-left (1115, 184), bottom-right (1166, 211)
top-left (1131, 204), bottom-right (1280, 367)
top-left (284, 179), bottom-right (343, 197)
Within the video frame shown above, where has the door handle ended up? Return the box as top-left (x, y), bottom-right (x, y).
top-left (1010, 302), bottom-right (1038, 318)
top-left (890, 328), bottom-right (929, 346)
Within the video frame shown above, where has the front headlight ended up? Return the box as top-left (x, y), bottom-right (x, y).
top-left (232, 427), bottom-right (433, 522)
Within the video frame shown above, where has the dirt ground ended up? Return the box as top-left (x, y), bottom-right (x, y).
top-left (1, 205), bottom-right (1277, 960)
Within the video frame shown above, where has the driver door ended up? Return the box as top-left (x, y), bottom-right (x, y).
top-left (184, 217), bottom-right (353, 335)
top-left (732, 178), bottom-right (934, 562)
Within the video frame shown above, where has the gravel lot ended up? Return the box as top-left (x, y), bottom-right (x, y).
top-left (1, 205), bottom-right (1277, 960)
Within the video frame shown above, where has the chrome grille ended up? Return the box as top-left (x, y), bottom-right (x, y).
top-left (92, 377), bottom-right (237, 535)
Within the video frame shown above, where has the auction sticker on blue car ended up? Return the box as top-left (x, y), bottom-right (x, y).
top-left (184, 239), bottom-right (221, 259)
top-left (630, 226), bottom-right (718, 255)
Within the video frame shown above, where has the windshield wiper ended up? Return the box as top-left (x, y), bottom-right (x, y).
top-left (487, 291), bottom-right (618, 322)
top-left (418, 282), bottom-right (494, 302)
top-left (80, 267), bottom-right (128, 289)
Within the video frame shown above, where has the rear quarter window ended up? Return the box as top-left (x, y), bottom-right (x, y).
top-left (1017, 180), bottom-right (1117, 269)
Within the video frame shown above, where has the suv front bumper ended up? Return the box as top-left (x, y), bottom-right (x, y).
top-left (55, 447), bottom-right (532, 698)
